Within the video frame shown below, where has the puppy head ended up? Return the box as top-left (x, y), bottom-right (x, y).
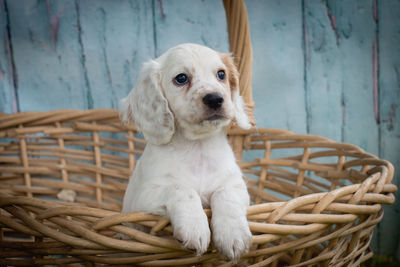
top-left (120, 43), bottom-right (250, 144)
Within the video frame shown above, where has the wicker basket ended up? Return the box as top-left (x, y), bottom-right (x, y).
top-left (0, 1), bottom-right (397, 266)
top-left (0, 109), bottom-right (397, 266)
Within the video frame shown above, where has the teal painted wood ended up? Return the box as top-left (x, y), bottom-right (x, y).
top-left (303, 0), bottom-right (342, 141)
top-left (0, 0), bottom-right (15, 113)
top-left (304, 0), bottom-right (396, 256)
top-left (336, 0), bottom-right (381, 248)
top-left (6, 0), bottom-right (88, 111)
top-left (153, 0), bottom-right (229, 56)
top-left (246, 0), bottom-right (307, 133)
top-left (378, 0), bottom-right (400, 259)
top-left (337, 0), bottom-right (379, 156)
top-left (0, 0), bottom-right (399, 260)
top-left (77, 0), bottom-right (154, 109)
top-left (334, 1), bottom-right (385, 252)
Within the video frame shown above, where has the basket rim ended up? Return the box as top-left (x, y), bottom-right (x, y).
top-left (0, 109), bottom-right (393, 162)
top-left (0, 176), bottom-right (396, 217)
top-left (0, 108), bottom-right (395, 181)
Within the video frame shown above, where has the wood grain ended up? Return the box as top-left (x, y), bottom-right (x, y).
top-left (76, 0), bottom-right (155, 109)
top-left (0, 0), bottom-right (15, 113)
top-left (303, 0), bottom-right (342, 141)
top-left (153, 0), bottom-right (229, 56)
top-left (247, 0), bottom-right (307, 133)
top-left (338, 0), bottom-right (379, 156)
top-left (6, 0), bottom-right (88, 111)
top-left (377, 0), bottom-right (400, 257)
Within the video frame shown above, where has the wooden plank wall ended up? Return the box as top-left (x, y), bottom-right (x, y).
top-left (0, 0), bottom-right (399, 260)
top-left (0, 0), bottom-right (228, 112)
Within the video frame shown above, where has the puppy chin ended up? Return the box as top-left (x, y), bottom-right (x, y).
top-left (178, 116), bottom-right (231, 140)
top-left (202, 116), bottom-right (231, 128)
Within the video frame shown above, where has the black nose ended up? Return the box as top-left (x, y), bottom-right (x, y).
top-left (202, 93), bottom-right (224, 110)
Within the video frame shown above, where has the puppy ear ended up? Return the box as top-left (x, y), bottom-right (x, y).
top-left (220, 53), bottom-right (251, 129)
top-left (232, 90), bottom-right (251, 129)
top-left (120, 60), bottom-right (175, 145)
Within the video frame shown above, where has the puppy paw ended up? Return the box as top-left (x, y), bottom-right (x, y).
top-left (212, 215), bottom-right (252, 261)
top-left (172, 212), bottom-right (211, 255)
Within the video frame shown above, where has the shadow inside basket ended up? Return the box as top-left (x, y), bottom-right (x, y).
top-left (0, 114), bottom-right (396, 266)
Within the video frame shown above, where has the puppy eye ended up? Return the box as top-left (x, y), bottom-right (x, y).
top-left (217, 70), bottom-right (226, 81)
top-left (174, 73), bottom-right (189, 85)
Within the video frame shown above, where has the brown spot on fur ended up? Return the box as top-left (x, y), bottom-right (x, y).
top-left (152, 103), bottom-right (158, 111)
top-left (185, 80), bottom-right (192, 94)
top-left (142, 78), bottom-right (151, 87)
top-left (219, 53), bottom-right (239, 92)
top-left (163, 113), bottom-right (172, 128)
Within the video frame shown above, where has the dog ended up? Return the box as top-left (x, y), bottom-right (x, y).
top-left (120, 43), bottom-right (252, 261)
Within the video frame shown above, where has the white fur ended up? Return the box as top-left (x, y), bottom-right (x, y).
top-left (120, 43), bottom-right (252, 261)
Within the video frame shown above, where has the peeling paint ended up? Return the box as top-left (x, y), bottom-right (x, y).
top-left (311, 23), bottom-right (326, 52)
top-left (75, 0), bottom-right (93, 109)
top-left (303, 14), bottom-right (310, 69)
top-left (28, 27), bottom-right (54, 52)
top-left (372, 0), bottom-right (379, 124)
top-left (373, 34), bottom-right (379, 123)
top-left (302, 1), bottom-right (311, 134)
top-left (373, 0), bottom-right (378, 22)
top-left (3, 1), bottom-right (18, 113)
top-left (123, 59), bottom-right (133, 91)
top-left (325, 0), bottom-right (339, 43)
top-left (158, 0), bottom-right (166, 19)
top-left (97, 6), bottom-right (117, 108)
top-left (385, 104), bottom-right (398, 131)
top-left (341, 90), bottom-right (346, 142)
top-left (326, 6), bottom-right (337, 30)
top-left (394, 66), bottom-right (400, 91)
top-left (98, 8), bottom-right (113, 84)
top-left (152, 0), bottom-right (158, 57)
top-left (46, 0), bottom-right (68, 47)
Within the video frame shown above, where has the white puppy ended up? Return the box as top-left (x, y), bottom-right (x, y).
top-left (120, 43), bottom-right (252, 261)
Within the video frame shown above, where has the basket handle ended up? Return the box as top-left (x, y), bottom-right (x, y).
top-left (223, 0), bottom-right (255, 125)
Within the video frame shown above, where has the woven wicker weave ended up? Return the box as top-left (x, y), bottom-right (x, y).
top-left (0, 109), bottom-right (396, 266)
top-left (0, 1), bottom-right (397, 266)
